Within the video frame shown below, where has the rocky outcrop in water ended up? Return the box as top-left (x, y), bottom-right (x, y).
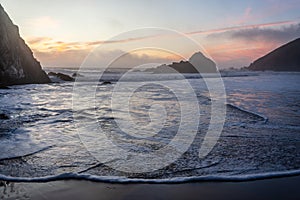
top-left (48, 72), bottom-right (74, 82)
top-left (72, 72), bottom-right (83, 77)
top-left (0, 4), bottom-right (50, 86)
top-left (247, 38), bottom-right (300, 71)
top-left (0, 113), bottom-right (9, 120)
top-left (147, 52), bottom-right (217, 73)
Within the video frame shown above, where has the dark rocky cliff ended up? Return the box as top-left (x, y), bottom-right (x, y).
top-left (0, 4), bottom-right (50, 86)
top-left (247, 38), bottom-right (300, 71)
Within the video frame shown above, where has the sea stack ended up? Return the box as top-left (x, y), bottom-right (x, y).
top-left (0, 4), bottom-right (50, 86)
top-left (188, 52), bottom-right (217, 73)
top-left (147, 52), bottom-right (217, 73)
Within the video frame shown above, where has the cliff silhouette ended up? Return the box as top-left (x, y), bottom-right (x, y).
top-left (247, 38), bottom-right (300, 71)
top-left (0, 4), bottom-right (50, 86)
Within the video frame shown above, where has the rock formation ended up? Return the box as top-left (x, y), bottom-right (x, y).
top-left (188, 52), bottom-right (217, 73)
top-left (247, 38), bottom-right (300, 71)
top-left (0, 4), bottom-right (50, 86)
top-left (48, 72), bottom-right (74, 82)
top-left (147, 52), bottom-right (217, 73)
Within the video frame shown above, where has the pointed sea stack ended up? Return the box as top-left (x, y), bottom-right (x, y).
top-left (0, 4), bottom-right (50, 86)
top-left (147, 52), bottom-right (217, 73)
top-left (188, 52), bottom-right (217, 73)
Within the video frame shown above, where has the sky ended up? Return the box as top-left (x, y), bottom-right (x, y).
top-left (1, 0), bottom-right (300, 69)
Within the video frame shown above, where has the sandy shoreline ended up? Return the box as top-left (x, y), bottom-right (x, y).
top-left (1, 175), bottom-right (299, 200)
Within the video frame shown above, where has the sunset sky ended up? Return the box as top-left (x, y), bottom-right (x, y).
top-left (1, 0), bottom-right (300, 68)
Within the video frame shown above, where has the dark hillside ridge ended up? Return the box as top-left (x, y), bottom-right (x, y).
top-left (247, 38), bottom-right (300, 71)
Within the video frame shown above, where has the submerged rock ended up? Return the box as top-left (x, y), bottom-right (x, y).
top-left (0, 84), bottom-right (9, 89)
top-left (100, 81), bottom-right (112, 85)
top-left (56, 73), bottom-right (75, 81)
top-left (0, 113), bottom-right (9, 120)
top-left (47, 72), bottom-right (57, 77)
top-left (48, 72), bottom-right (75, 82)
top-left (0, 4), bottom-right (50, 86)
top-left (72, 72), bottom-right (83, 77)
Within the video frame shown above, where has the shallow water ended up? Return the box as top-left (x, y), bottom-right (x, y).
top-left (0, 70), bottom-right (299, 181)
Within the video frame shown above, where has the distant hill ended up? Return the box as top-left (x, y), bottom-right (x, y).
top-left (247, 38), bottom-right (300, 71)
top-left (146, 52), bottom-right (217, 73)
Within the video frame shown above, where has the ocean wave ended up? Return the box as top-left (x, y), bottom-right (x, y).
top-left (1, 170), bottom-right (300, 183)
top-left (226, 103), bottom-right (268, 123)
top-left (0, 145), bottom-right (54, 161)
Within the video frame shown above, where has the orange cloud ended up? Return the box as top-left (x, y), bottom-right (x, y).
top-left (26, 34), bottom-right (163, 54)
top-left (32, 48), bottom-right (177, 68)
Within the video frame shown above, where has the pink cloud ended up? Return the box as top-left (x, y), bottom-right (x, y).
top-left (186, 20), bottom-right (297, 35)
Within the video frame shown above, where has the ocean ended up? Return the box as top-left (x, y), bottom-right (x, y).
top-left (0, 69), bottom-right (299, 183)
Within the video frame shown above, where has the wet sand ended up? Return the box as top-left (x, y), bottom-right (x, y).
top-left (1, 175), bottom-right (300, 200)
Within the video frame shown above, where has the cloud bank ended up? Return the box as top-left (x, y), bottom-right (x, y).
top-left (230, 23), bottom-right (300, 43)
top-left (205, 23), bottom-right (300, 68)
top-left (34, 49), bottom-right (174, 69)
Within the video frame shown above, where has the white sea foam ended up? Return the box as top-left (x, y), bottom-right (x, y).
top-left (1, 71), bottom-right (300, 179)
top-left (1, 170), bottom-right (300, 183)
top-left (226, 103), bottom-right (268, 123)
